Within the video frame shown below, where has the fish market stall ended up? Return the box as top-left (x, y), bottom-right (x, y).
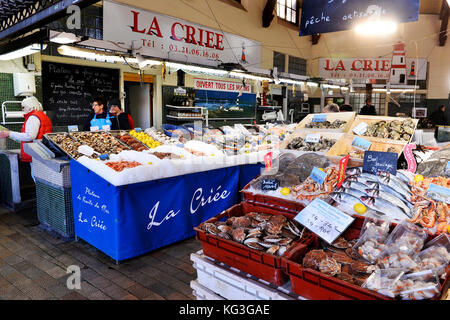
top-left (47, 128), bottom-right (269, 261)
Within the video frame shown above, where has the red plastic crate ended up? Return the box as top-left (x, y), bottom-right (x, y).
top-left (282, 217), bottom-right (450, 300)
top-left (194, 201), bottom-right (315, 287)
top-left (241, 180), bottom-right (306, 215)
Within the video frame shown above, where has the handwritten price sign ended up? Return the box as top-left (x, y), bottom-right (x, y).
top-left (294, 198), bottom-right (354, 244)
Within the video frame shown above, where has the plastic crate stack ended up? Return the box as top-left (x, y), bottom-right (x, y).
top-left (33, 159), bottom-right (74, 240)
top-left (190, 250), bottom-right (303, 300)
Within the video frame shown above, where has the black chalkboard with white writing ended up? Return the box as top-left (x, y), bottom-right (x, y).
top-left (299, 0), bottom-right (420, 36)
top-left (42, 61), bottom-right (120, 126)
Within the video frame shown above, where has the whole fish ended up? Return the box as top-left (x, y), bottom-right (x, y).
top-left (377, 171), bottom-right (411, 192)
top-left (339, 187), bottom-right (367, 199)
top-left (330, 192), bottom-right (363, 211)
top-left (364, 189), bottom-right (412, 218)
top-left (358, 172), bottom-right (379, 181)
top-left (360, 196), bottom-right (410, 221)
top-left (364, 180), bottom-right (412, 203)
top-left (396, 171), bottom-right (412, 185)
top-left (376, 174), bottom-right (412, 200)
top-left (346, 167), bottom-right (362, 176)
top-left (342, 180), bottom-right (370, 193)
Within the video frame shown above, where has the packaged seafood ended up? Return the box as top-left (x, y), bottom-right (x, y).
top-left (412, 245), bottom-right (450, 277)
top-left (362, 268), bottom-right (406, 298)
top-left (383, 221), bottom-right (427, 256)
top-left (395, 271), bottom-right (441, 300)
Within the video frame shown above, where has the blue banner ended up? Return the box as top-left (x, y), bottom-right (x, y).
top-left (71, 160), bottom-right (259, 261)
top-left (299, 0), bottom-right (420, 36)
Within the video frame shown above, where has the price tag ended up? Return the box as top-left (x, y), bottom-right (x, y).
top-left (425, 184), bottom-right (450, 204)
top-left (352, 136), bottom-right (372, 151)
top-left (363, 151), bottom-right (398, 175)
top-left (261, 179), bottom-right (279, 191)
top-left (403, 144), bottom-right (417, 173)
top-left (90, 126), bottom-right (99, 132)
top-left (98, 154), bottom-right (110, 160)
top-left (294, 198), bottom-right (355, 244)
top-left (309, 167), bottom-right (327, 185)
top-left (353, 122), bottom-right (368, 135)
top-left (305, 133), bottom-right (321, 143)
top-left (135, 128), bottom-right (142, 132)
top-left (312, 114), bottom-right (326, 122)
top-left (264, 152), bottom-right (273, 172)
top-left (336, 155), bottom-right (350, 188)
top-left (102, 125), bottom-right (111, 131)
top-left (68, 125), bottom-right (78, 132)
top-left (446, 161), bottom-right (450, 171)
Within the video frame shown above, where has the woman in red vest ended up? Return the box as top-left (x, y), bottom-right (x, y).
top-left (0, 96), bottom-right (52, 181)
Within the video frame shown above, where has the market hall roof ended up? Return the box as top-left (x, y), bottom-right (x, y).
top-left (0, 0), bottom-right (98, 42)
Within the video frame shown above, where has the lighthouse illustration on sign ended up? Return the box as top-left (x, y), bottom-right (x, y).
top-left (389, 42), bottom-right (407, 85)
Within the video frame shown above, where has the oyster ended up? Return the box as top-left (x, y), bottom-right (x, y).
top-left (361, 118), bottom-right (416, 142)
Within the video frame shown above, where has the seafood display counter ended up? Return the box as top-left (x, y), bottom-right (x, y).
top-left (296, 112), bottom-right (356, 133)
top-left (70, 160), bottom-right (263, 262)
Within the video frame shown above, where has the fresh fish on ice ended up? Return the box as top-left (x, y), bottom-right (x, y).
top-left (364, 189), bottom-right (412, 218)
top-left (364, 180), bottom-right (412, 203)
top-left (360, 196), bottom-right (410, 221)
top-left (342, 180), bottom-right (371, 193)
top-left (330, 192), bottom-right (363, 211)
top-left (339, 187), bottom-right (367, 199)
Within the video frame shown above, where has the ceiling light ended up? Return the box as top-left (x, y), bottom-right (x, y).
top-left (50, 32), bottom-right (79, 44)
top-left (355, 20), bottom-right (397, 35)
top-left (57, 45), bottom-right (126, 63)
top-left (279, 78), bottom-right (305, 85)
top-left (166, 62), bottom-right (228, 76)
top-left (229, 72), bottom-right (272, 82)
top-left (0, 43), bottom-right (47, 61)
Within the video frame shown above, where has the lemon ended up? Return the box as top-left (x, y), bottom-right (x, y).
top-left (147, 162), bottom-right (152, 165)
top-left (280, 187), bottom-right (291, 196)
top-left (448, 225), bottom-right (450, 234)
top-left (318, 168), bottom-right (324, 172)
top-left (414, 174), bottom-right (424, 183)
top-left (354, 203), bottom-right (367, 215)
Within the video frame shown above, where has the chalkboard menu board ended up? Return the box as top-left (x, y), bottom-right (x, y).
top-left (42, 61), bottom-right (120, 126)
top-left (299, 0), bottom-right (420, 36)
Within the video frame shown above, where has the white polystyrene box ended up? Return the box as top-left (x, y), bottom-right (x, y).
top-left (13, 73), bottom-right (36, 97)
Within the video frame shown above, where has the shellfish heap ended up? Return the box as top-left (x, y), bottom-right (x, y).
top-left (71, 132), bottom-right (126, 155)
top-left (305, 119), bottom-right (347, 129)
top-left (286, 137), bottom-right (336, 152)
top-left (51, 133), bottom-right (83, 159)
top-left (199, 213), bottom-right (304, 256)
top-left (302, 237), bottom-right (376, 286)
top-left (362, 118), bottom-right (415, 141)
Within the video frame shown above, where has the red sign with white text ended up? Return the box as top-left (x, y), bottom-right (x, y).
top-left (193, 78), bottom-right (251, 93)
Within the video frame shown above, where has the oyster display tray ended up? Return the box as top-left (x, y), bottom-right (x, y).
top-left (281, 217), bottom-right (450, 300)
top-left (296, 112), bottom-right (356, 133)
top-left (241, 180), bottom-right (306, 216)
top-left (194, 201), bottom-right (315, 287)
top-left (280, 130), bottom-right (343, 154)
top-left (348, 115), bottom-right (419, 145)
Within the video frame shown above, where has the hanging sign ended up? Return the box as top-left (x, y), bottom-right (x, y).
top-left (363, 151), bottom-right (398, 175)
top-left (103, 1), bottom-right (262, 67)
top-left (193, 78), bottom-right (251, 93)
top-left (319, 58), bottom-right (427, 80)
top-left (299, 0), bottom-right (420, 36)
top-left (294, 198), bottom-right (355, 244)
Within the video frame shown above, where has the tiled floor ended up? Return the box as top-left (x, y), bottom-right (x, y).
top-left (0, 205), bottom-right (202, 300)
